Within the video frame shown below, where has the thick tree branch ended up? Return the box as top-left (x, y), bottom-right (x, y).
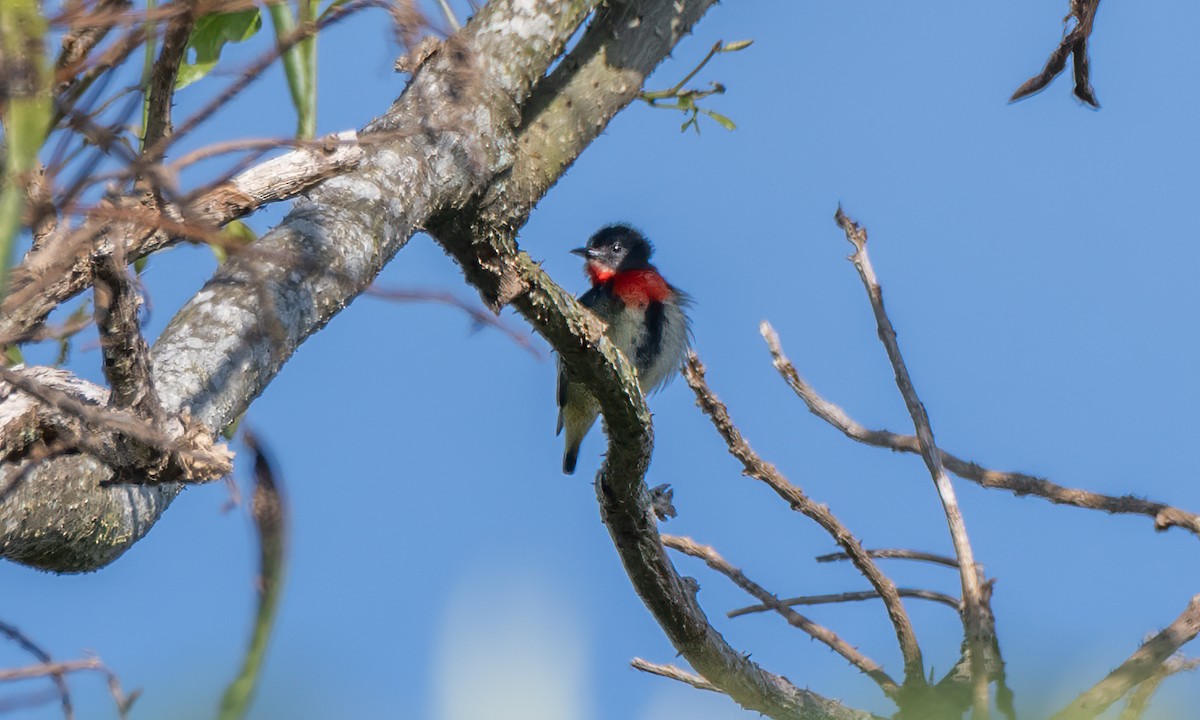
top-left (429, 3), bottom-right (878, 718)
top-left (0, 0), bottom-right (596, 571)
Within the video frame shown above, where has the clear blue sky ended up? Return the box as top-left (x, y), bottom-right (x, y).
top-left (5, 1), bottom-right (1200, 718)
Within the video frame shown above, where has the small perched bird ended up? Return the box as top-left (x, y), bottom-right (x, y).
top-left (557, 224), bottom-right (691, 474)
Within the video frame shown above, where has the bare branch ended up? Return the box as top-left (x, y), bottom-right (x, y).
top-left (0, 365), bottom-right (232, 483)
top-left (761, 321), bottom-right (1200, 538)
top-left (0, 0), bottom-right (604, 574)
top-left (729, 589), bottom-right (962, 619)
top-left (364, 285), bottom-right (542, 359)
top-left (0, 619), bottom-right (73, 719)
top-left (631, 658), bottom-right (721, 693)
top-left (141, 0), bottom-right (195, 151)
top-left (0, 652), bottom-right (137, 719)
top-left (662, 534), bottom-right (900, 697)
top-left (430, 3), bottom-right (879, 717)
top-left (816, 549), bottom-right (959, 569)
top-left (91, 247), bottom-right (158, 417)
top-left (683, 353), bottom-right (925, 690)
top-left (0, 130), bottom-right (364, 345)
top-left (1053, 595), bottom-right (1200, 719)
top-left (835, 205), bottom-right (991, 716)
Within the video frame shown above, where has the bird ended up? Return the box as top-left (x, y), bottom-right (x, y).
top-left (557, 224), bottom-right (691, 474)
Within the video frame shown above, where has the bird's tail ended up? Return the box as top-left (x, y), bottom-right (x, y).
top-left (562, 443), bottom-right (580, 475)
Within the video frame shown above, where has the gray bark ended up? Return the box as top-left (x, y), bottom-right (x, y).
top-left (0, 0), bottom-right (595, 572)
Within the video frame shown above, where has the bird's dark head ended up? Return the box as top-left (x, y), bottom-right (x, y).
top-left (571, 224), bottom-right (654, 283)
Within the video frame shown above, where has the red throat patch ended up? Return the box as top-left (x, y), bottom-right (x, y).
top-left (586, 261), bottom-right (615, 284)
top-left (610, 269), bottom-right (671, 306)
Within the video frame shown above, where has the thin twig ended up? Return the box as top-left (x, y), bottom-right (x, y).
top-left (761, 320), bottom-right (1200, 538)
top-left (0, 654), bottom-right (137, 719)
top-left (816, 548), bottom-right (959, 569)
top-left (365, 285), bottom-right (542, 358)
top-left (0, 365), bottom-right (232, 482)
top-left (684, 354), bottom-right (924, 691)
top-left (140, 0), bottom-right (195, 151)
top-left (729, 588), bottom-right (961, 619)
top-left (835, 205), bottom-right (991, 717)
top-left (1053, 595), bottom-right (1200, 719)
top-left (0, 620), bottom-right (73, 719)
top-left (630, 658), bottom-right (720, 693)
top-left (662, 533), bottom-right (901, 698)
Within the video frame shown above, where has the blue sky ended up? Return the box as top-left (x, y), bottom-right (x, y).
top-left (5, 1), bottom-right (1200, 718)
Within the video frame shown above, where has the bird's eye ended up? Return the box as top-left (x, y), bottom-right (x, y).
top-left (611, 242), bottom-right (622, 252)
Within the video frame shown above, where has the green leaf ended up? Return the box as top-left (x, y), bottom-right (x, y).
top-left (176, 9), bottom-right (263, 89)
top-left (704, 109), bottom-right (737, 131)
top-left (3, 345), bottom-right (24, 367)
top-left (211, 220), bottom-right (258, 264)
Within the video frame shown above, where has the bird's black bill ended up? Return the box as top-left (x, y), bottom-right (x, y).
top-left (570, 247), bottom-right (589, 257)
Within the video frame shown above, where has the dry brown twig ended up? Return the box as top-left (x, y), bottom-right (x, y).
top-left (0, 618), bottom-right (138, 720)
top-left (630, 658), bottom-right (720, 693)
top-left (834, 205), bottom-right (993, 716)
top-left (661, 533), bottom-right (902, 698)
top-left (0, 365), bottom-right (232, 484)
top-left (0, 620), bottom-right (73, 719)
top-left (729, 588), bottom-right (962, 619)
top-left (816, 548), bottom-right (960, 569)
top-left (683, 353), bottom-right (925, 693)
top-left (759, 321), bottom-right (1200, 538)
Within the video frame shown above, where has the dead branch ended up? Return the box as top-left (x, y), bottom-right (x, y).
top-left (631, 658), bottom-right (720, 693)
top-left (0, 365), bottom-right (231, 484)
top-left (729, 588), bottom-right (962, 619)
top-left (0, 619), bottom-right (73, 719)
top-left (835, 205), bottom-right (991, 717)
top-left (760, 320), bottom-right (1200, 537)
top-left (816, 549), bottom-right (959, 569)
top-left (0, 130), bottom-right (363, 345)
top-left (683, 352), bottom-right (925, 690)
top-left (662, 534), bottom-right (900, 697)
top-left (428, 2), bottom-right (878, 717)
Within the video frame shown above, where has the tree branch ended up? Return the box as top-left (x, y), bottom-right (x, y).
top-left (729, 588), bottom-right (962, 619)
top-left (1052, 595), bottom-right (1200, 720)
top-left (760, 320), bottom-right (1200, 538)
top-left (0, 0), bottom-right (596, 571)
top-left (630, 657), bottom-right (721, 693)
top-left (428, 2), bottom-right (878, 717)
top-left (835, 206), bottom-right (991, 716)
top-left (683, 352), bottom-right (926, 692)
top-left (663, 534), bottom-right (900, 697)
